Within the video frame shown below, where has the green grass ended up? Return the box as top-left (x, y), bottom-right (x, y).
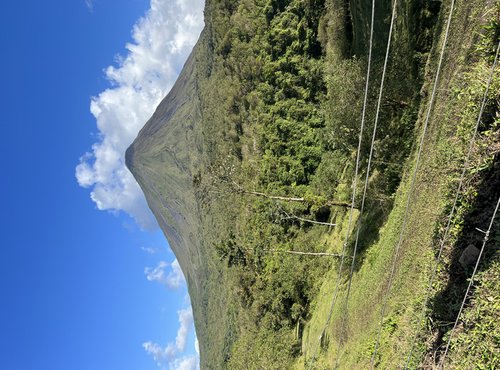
top-left (297, 0), bottom-right (500, 368)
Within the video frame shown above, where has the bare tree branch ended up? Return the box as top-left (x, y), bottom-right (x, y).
top-left (233, 183), bottom-right (354, 209)
top-left (281, 210), bottom-right (337, 227)
top-left (280, 250), bottom-right (341, 257)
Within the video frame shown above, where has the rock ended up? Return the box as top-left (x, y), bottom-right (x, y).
top-left (459, 245), bottom-right (480, 268)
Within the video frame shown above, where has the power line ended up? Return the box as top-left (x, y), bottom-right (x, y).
top-left (438, 194), bottom-right (500, 368)
top-left (403, 39), bottom-right (500, 369)
top-left (333, 0), bottom-right (398, 366)
top-left (370, 0), bottom-right (456, 367)
top-left (307, 0), bottom-right (376, 367)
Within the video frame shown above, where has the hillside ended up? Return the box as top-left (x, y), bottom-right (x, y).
top-left (126, 0), bottom-right (500, 368)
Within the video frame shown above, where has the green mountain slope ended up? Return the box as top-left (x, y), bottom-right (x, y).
top-left (127, 0), bottom-right (500, 368)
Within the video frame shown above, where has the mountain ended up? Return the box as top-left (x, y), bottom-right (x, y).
top-left (127, 0), bottom-right (500, 368)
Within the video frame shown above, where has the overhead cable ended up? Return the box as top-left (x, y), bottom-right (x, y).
top-left (370, 1), bottom-right (456, 367)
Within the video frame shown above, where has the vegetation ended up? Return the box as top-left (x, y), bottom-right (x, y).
top-left (128, 0), bottom-right (500, 368)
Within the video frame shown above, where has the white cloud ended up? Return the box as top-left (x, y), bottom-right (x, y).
top-left (143, 341), bottom-right (176, 363)
top-left (76, 0), bottom-right (205, 230)
top-left (85, 0), bottom-right (94, 11)
top-left (143, 308), bottom-right (198, 370)
top-left (169, 259), bottom-right (185, 288)
top-left (145, 259), bottom-right (185, 289)
top-left (175, 308), bottom-right (193, 352)
top-left (141, 246), bottom-right (159, 254)
top-left (170, 356), bottom-right (198, 370)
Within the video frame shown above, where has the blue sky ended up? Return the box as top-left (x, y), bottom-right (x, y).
top-left (0, 1), bottom-right (203, 369)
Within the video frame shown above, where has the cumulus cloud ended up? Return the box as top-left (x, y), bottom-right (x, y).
top-left (143, 308), bottom-right (198, 370)
top-left (175, 308), bottom-right (193, 352)
top-left (170, 356), bottom-right (198, 370)
top-left (145, 259), bottom-right (185, 289)
top-left (143, 341), bottom-right (176, 364)
top-left (76, 0), bottom-right (205, 229)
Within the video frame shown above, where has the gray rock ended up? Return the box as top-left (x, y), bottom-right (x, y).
top-left (459, 245), bottom-right (480, 268)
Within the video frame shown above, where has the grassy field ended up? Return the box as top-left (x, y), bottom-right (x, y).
top-left (299, 1), bottom-right (500, 368)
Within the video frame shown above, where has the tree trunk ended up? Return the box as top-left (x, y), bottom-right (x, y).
top-left (239, 189), bottom-right (354, 209)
